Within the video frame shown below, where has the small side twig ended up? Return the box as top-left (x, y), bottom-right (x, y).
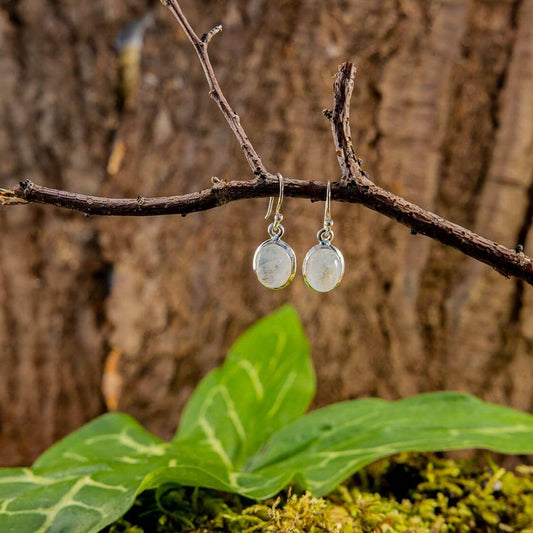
top-left (201, 24), bottom-right (223, 45)
top-left (162, 0), bottom-right (268, 177)
top-left (325, 62), bottom-right (370, 186)
top-left (0, 188), bottom-right (28, 205)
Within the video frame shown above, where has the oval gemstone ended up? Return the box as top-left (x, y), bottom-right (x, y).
top-left (303, 245), bottom-right (344, 293)
top-left (253, 240), bottom-right (296, 290)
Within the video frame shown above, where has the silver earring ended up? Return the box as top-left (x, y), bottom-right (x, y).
top-left (253, 173), bottom-right (297, 290)
top-left (302, 181), bottom-right (345, 292)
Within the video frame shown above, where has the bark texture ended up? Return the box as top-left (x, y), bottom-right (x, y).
top-left (1, 0), bottom-right (532, 466)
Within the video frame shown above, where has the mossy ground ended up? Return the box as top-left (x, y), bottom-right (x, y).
top-left (104, 454), bottom-right (533, 532)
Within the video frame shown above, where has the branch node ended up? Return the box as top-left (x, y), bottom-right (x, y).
top-left (19, 178), bottom-right (33, 191)
top-left (201, 24), bottom-right (223, 45)
top-left (13, 178), bottom-right (35, 199)
top-left (323, 109), bottom-right (333, 120)
top-left (211, 176), bottom-right (227, 190)
top-left (519, 255), bottom-right (531, 267)
top-left (514, 245), bottom-right (531, 266)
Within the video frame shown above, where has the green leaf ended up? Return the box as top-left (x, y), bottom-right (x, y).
top-left (247, 392), bottom-right (533, 496)
top-left (0, 414), bottom-right (234, 533)
top-left (34, 412), bottom-right (168, 469)
top-left (175, 305), bottom-right (315, 469)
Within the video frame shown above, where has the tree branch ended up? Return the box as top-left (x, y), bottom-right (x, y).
top-left (161, 0), bottom-right (268, 177)
top-left (7, 177), bottom-right (332, 216)
top-left (9, 173), bottom-right (533, 284)
top-left (1, 2), bottom-right (533, 286)
top-left (324, 61), bottom-right (533, 284)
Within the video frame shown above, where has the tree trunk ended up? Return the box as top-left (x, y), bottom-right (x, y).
top-left (1, 0), bottom-right (532, 466)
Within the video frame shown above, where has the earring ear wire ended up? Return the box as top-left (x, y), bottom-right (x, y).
top-left (265, 173), bottom-right (284, 220)
top-left (302, 180), bottom-right (345, 293)
top-left (253, 174), bottom-right (296, 290)
top-left (324, 179), bottom-right (332, 227)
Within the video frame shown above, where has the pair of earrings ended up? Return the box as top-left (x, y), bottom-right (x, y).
top-left (253, 174), bottom-right (345, 293)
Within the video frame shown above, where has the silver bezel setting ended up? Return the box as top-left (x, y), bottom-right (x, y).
top-left (302, 243), bottom-right (345, 293)
top-left (253, 238), bottom-right (297, 290)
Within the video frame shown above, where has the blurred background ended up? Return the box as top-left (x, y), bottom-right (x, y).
top-left (1, 0), bottom-right (532, 467)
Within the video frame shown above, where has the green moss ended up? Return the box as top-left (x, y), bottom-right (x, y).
top-left (104, 454), bottom-right (533, 532)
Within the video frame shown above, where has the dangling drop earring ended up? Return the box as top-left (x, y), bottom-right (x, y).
top-left (253, 173), bottom-right (297, 290)
top-left (302, 181), bottom-right (345, 292)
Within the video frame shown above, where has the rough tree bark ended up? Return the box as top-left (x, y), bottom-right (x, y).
top-left (1, 0), bottom-right (532, 466)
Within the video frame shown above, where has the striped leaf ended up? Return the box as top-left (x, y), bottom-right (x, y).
top-left (175, 305), bottom-right (315, 469)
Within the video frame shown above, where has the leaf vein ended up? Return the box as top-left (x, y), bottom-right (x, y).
top-left (267, 372), bottom-right (296, 419)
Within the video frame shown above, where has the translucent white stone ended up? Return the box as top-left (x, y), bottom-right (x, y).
top-left (253, 240), bottom-right (296, 290)
top-left (303, 245), bottom-right (344, 293)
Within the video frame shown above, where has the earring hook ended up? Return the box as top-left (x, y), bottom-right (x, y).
top-left (265, 173), bottom-right (284, 220)
top-left (324, 180), bottom-right (332, 228)
top-left (317, 180), bottom-right (334, 245)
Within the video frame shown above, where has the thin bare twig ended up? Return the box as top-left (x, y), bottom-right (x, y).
top-left (161, 0), bottom-right (268, 177)
top-left (324, 62), bottom-right (533, 284)
top-left (201, 24), bottom-right (222, 45)
top-left (2, 4), bottom-right (533, 286)
top-left (324, 63), bottom-right (369, 186)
